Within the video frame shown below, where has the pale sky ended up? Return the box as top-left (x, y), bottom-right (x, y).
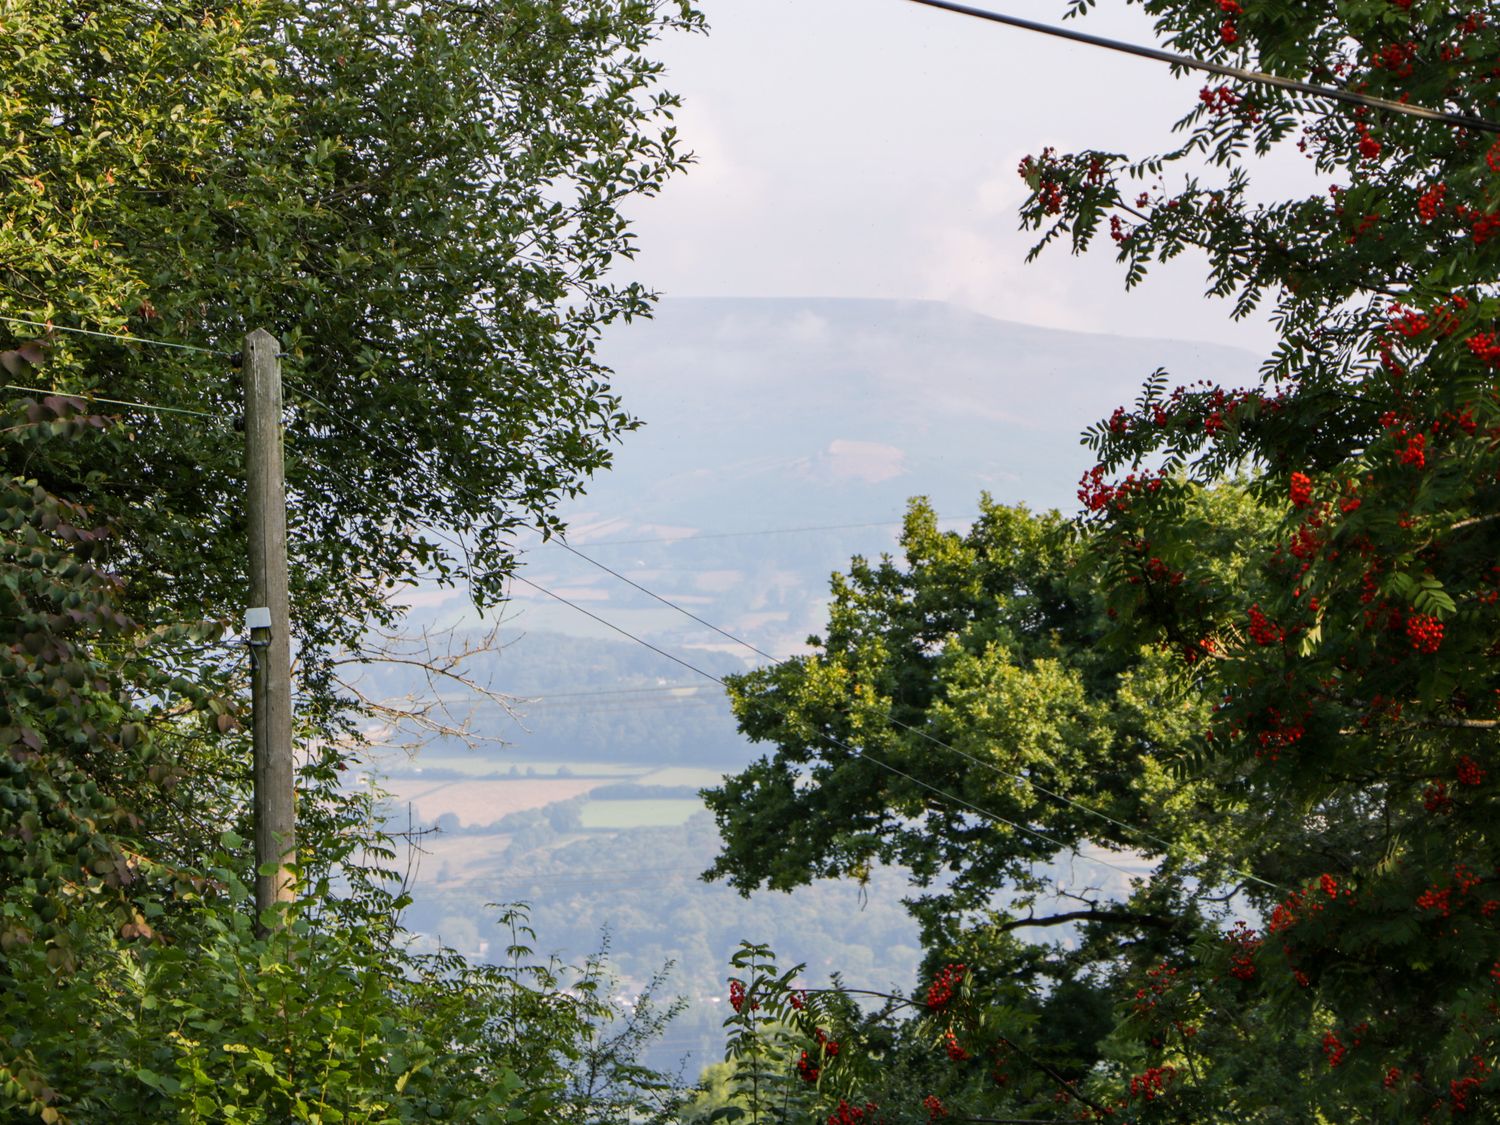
top-left (629, 0), bottom-right (1319, 352)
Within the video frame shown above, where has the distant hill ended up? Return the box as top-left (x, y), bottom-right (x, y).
top-left (485, 297), bottom-right (1263, 655)
top-left (380, 298), bottom-right (1247, 1076)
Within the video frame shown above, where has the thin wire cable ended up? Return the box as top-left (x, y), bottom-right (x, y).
top-left (0, 313), bottom-right (230, 355)
top-left (283, 373), bottom-right (780, 658)
top-left (507, 572), bottom-right (745, 686)
top-left (534, 525), bottom-right (1287, 889)
top-left (0, 354), bottom-right (1271, 900)
top-left (557, 516), bottom-right (979, 548)
top-left (905, 0), bottom-right (1500, 135)
top-left (543, 539), bottom-right (785, 663)
top-left (519, 683), bottom-right (716, 701)
top-left (505, 570), bottom-right (1153, 887)
top-left (280, 376), bottom-right (1283, 892)
top-left (2, 383), bottom-right (217, 419)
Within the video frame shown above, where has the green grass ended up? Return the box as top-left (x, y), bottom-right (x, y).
top-left (578, 799), bottom-right (705, 829)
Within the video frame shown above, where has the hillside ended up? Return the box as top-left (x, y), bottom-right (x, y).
top-left (479, 297), bottom-right (1264, 656)
top-left (376, 298), bottom-right (1254, 1074)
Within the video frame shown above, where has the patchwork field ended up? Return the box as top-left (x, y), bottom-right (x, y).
top-left (379, 777), bottom-right (609, 827)
top-left (367, 749), bottom-right (651, 779)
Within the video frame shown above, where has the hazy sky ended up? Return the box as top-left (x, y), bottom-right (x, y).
top-left (629, 0), bottom-right (1318, 352)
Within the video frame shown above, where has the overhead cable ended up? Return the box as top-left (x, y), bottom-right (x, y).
top-left (0, 313), bottom-right (230, 355)
top-left (2, 383), bottom-right (217, 419)
top-left (279, 375), bottom-right (1285, 893)
top-left (504, 570), bottom-right (1157, 888)
top-left (905, 0), bottom-right (1500, 135)
top-left (559, 516), bottom-right (978, 549)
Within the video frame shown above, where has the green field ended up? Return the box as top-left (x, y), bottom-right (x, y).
top-left (579, 799), bottom-right (705, 829)
top-left (635, 766), bottom-right (728, 788)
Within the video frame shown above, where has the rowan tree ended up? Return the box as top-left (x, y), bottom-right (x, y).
top-left (707, 0), bottom-right (1499, 1119)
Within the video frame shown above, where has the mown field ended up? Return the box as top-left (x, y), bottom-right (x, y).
top-left (578, 798), bottom-right (705, 829)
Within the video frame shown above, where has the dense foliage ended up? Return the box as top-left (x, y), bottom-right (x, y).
top-left (0, 0), bottom-right (701, 1119)
top-left (3, 0), bottom-right (700, 662)
top-left (705, 0), bottom-right (1500, 1120)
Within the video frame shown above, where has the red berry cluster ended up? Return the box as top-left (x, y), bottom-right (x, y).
top-left (1322, 1031), bottom-right (1347, 1068)
top-left (1417, 865), bottom-right (1483, 918)
top-left (1451, 1074), bottom-right (1483, 1113)
top-left (1469, 210), bottom-right (1500, 245)
top-left (1418, 182), bottom-right (1447, 222)
top-left (1405, 613), bottom-right (1443, 653)
top-left (1247, 604), bottom-right (1284, 646)
top-left (1077, 466), bottom-right (1163, 513)
top-left (1224, 921), bottom-right (1261, 981)
top-left (1467, 332), bottom-right (1500, 366)
top-left (943, 1029), bottom-right (969, 1062)
top-left (1289, 471), bottom-right (1313, 508)
top-left (797, 1050), bottom-right (820, 1084)
top-left (1389, 302), bottom-right (1431, 337)
top-left (729, 979), bottom-right (756, 1013)
top-left (1397, 431), bottom-right (1427, 468)
top-left (1017, 149), bottom-right (1066, 215)
top-left (828, 1100), bottom-right (878, 1125)
top-left (925, 963), bottom-right (966, 1008)
top-left (1128, 1065), bottom-right (1177, 1101)
top-left (922, 1094), bottom-right (947, 1120)
top-left (1423, 779), bottom-right (1454, 814)
top-left (1132, 962), bottom-right (1180, 1011)
top-left (1199, 84), bottom-right (1242, 116)
top-left (1269, 890), bottom-right (1304, 934)
top-left (1456, 755), bottom-right (1486, 786)
top-left (1371, 40), bottom-right (1417, 78)
top-left (1254, 706), bottom-right (1305, 761)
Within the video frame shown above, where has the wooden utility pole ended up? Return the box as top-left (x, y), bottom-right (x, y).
top-left (244, 328), bottom-right (296, 931)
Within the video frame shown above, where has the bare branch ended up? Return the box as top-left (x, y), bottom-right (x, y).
top-left (997, 907), bottom-right (1180, 933)
top-left (332, 617), bottom-right (524, 754)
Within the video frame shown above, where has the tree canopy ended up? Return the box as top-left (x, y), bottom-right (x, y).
top-left (0, 1), bottom-right (702, 1119)
top-left (4, 0), bottom-right (700, 661)
top-left (705, 0), bottom-right (1500, 1119)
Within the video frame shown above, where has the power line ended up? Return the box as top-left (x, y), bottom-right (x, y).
top-left (557, 516), bottom-right (979, 549)
top-left (278, 376), bottom-right (1281, 892)
top-left (503, 570), bottom-right (1155, 889)
top-left (0, 313), bottom-right (230, 355)
top-left (392, 537), bottom-right (1130, 873)
top-left (517, 683), bottom-right (717, 701)
top-left (905, 0), bottom-right (1500, 135)
top-left (507, 573), bottom-right (743, 686)
top-left (540, 541), bottom-right (783, 664)
top-left (524, 515), bottom-right (1283, 888)
top-left (2, 383), bottom-right (217, 419)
